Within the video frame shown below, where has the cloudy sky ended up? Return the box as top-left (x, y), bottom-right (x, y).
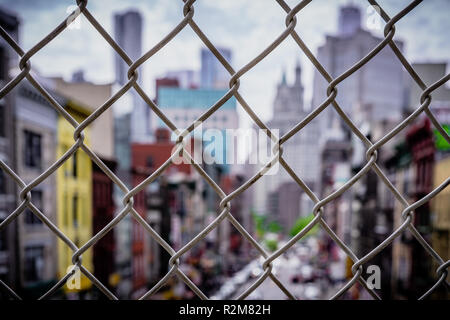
top-left (1, 0), bottom-right (449, 128)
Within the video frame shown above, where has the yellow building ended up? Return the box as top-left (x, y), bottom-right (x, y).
top-left (431, 155), bottom-right (450, 299)
top-left (56, 100), bottom-right (93, 293)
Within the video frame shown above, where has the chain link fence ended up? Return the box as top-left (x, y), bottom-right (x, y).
top-left (0, 0), bottom-right (449, 300)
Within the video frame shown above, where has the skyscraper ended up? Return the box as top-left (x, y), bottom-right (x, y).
top-left (268, 63), bottom-right (320, 189)
top-left (114, 10), bottom-right (152, 142)
top-left (252, 63), bottom-right (319, 223)
top-left (114, 11), bottom-right (142, 86)
top-left (312, 4), bottom-right (405, 139)
top-left (311, 5), bottom-right (408, 299)
top-left (200, 47), bottom-right (232, 89)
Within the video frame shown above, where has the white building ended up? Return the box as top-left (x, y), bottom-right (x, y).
top-left (312, 4), bottom-right (406, 140)
top-left (311, 4), bottom-right (407, 175)
top-left (114, 10), bottom-right (152, 142)
top-left (252, 63), bottom-right (320, 219)
top-left (15, 79), bottom-right (59, 293)
top-left (268, 63), bottom-right (320, 188)
top-left (200, 47), bottom-right (232, 89)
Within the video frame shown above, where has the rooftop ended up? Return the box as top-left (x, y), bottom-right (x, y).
top-left (158, 87), bottom-right (236, 110)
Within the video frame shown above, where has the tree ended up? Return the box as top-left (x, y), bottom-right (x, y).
top-left (289, 213), bottom-right (318, 238)
top-left (251, 211), bottom-right (283, 237)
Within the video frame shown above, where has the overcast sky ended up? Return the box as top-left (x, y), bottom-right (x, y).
top-left (1, 0), bottom-right (449, 128)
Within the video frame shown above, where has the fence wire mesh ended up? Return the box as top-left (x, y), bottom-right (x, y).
top-left (0, 0), bottom-right (449, 300)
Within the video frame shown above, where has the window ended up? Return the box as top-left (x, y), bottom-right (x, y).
top-left (24, 130), bottom-right (42, 169)
top-left (0, 105), bottom-right (5, 137)
top-left (24, 245), bottom-right (45, 283)
top-left (0, 170), bottom-right (5, 194)
top-left (25, 190), bottom-right (43, 225)
top-left (0, 227), bottom-right (5, 251)
top-left (72, 194), bottom-right (78, 229)
top-left (0, 47), bottom-right (5, 80)
top-left (146, 156), bottom-right (154, 168)
top-left (72, 151), bottom-right (78, 178)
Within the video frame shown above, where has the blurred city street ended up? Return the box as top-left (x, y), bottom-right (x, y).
top-left (211, 237), bottom-right (350, 300)
top-left (0, 0), bottom-right (449, 301)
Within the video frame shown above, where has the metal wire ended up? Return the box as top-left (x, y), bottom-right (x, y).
top-left (0, 0), bottom-right (448, 300)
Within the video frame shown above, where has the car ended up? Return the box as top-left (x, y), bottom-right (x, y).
top-left (233, 271), bottom-right (249, 285)
top-left (303, 284), bottom-right (321, 300)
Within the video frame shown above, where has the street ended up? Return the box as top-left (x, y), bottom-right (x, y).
top-left (212, 237), bottom-right (349, 300)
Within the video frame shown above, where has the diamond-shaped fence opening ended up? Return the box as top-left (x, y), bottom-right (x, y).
top-left (0, 0), bottom-right (449, 300)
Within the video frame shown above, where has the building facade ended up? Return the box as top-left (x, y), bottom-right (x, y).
top-left (200, 47), bottom-right (232, 89)
top-left (253, 63), bottom-right (319, 225)
top-left (114, 10), bottom-right (151, 142)
top-left (15, 80), bottom-right (59, 298)
top-left (56, 100), bottom-right (93, 296)
top-left (431, 155), bottom-right (450, 299)
top-left (92, 158), bottom-right (116, 296)
top-left (154, 86), bottom-right (239, 175)
top-left (165, 70), bottom-right (199, 90)
top-left (312, 4), bottom-right (405, 145)
top-left (154, 87), bottom-right (238, 131)
top-left (0, 7), bottom-right (19, 298)
top-left (49, 73), bottom-right (118, 297)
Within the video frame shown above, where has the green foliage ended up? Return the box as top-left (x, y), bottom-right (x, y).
top-left (264, 239), bottom-right (278, 252)
top-left (267, 221), bottom-right (282, 233)
top-left (251, 211), bottom-right (283, 238)
top-left (434, 125), bottom-right (450, 151)
top-left (251, 211), bottom-right (267, 238)
top-left (289, 213), bottom-right (318, 238)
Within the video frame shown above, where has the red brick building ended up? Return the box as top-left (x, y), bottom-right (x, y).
top-left (406, 117), bottom-right (435, 297)
top-left (92, 158), bottom-right (117, 295)
top-left (130, 128), bottom-right (193, 293)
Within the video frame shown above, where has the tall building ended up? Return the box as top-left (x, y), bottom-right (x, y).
top-left (15, 79), bottom-right (59, 298)
top-left (112, 11), bottom-right (154, 294)
top-left (200, 47), bottom-right (232, 89)
top-left (49, 73), bottom-right (118, 297)
top-left (312, 4), bottom-right (405, 143)
top-left (0, 7), bottom-right (20, 298)
top-left (256, 63), bottom-right (319, 224)
top-left (56, 99), bottom-right (93, 297)
top-left (311, 5), bottom-right (408, 299)
top-left (154, 86), bottom-right (239, 174)
top-left (114, 10), bottom-right (151, 142)
top-left (410, 62), bottom-right (450, 299)
top-left (320, 122), bottom-right (352, 241)
top-left (114, 11), bottom-right (142, 86)
top-left (268, 63), bottom-right (319, 187)
top-left (113, 112), bottom-right (133, 298)
top-left (377, 63), bottom-right (450, 299)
